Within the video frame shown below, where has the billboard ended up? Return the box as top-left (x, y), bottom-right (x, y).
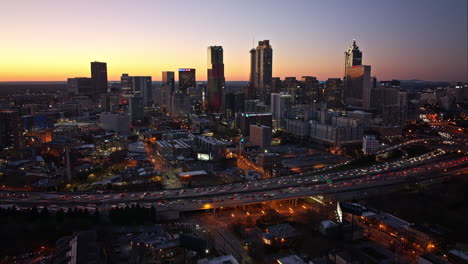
top-left (197, 153), bottom-right (211, 161)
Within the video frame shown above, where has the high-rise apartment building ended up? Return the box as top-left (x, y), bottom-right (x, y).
top-left (90, 61), bottom-right (108, 101)
top-left (206, 46), bottom-right (225, 113)
top-left (271, 92), bottom-right (292, 129)
top-left (251, 40), bottom-right (273, 104)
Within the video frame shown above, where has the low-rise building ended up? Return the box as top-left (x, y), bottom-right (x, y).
top-left (193, 135), bottom-right (228, 161)
top-left (55, 230), bottom-right (101, 264)
top-left (257, 152), bottom-right (280, 171)
top-left (99, 112), bottom-right (130, 134)
top-left (418, 253), bottom-right (449, 264)
top-left (262, 223), bottom-right (297, 245)
top-left (362, 134), bottom-right (380, 154)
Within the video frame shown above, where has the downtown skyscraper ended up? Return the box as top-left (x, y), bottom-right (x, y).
top-left (162, 71), bottom-right (175, 91)
top-left (206, 46), bottom-right (225, 113)
top-left (132, 76), bottom-right (152, 107)
top-left (344, 65), bottom-right (372, 109)
top-left (90, 61), bottom-right (108, 101)
top-left (250, 40), bottom-right (273, 104)
top-left (121, 73), bottom-right (133, 92)
top-left (178, 68), bottom-right (196, 93)
top-left (160, 71), bottom-right (175, 111)
top-left (343, 40), bottom-right (372, 110)
top-left (344, 40), bottom-right (362, 77)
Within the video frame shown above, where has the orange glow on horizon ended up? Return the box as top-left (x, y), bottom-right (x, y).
top-left (0, 1), bottom-right (466, 83)
top-left (0, 60), bottom-right (344, 82)
top-left (0, 40), bottom-right (344, 82)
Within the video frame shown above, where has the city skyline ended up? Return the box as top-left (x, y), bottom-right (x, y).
top-left (0, 1), bottom-right (467, 262)
top-left (1, 0), bottom-right (467, 82)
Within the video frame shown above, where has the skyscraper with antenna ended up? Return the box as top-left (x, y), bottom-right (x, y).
top-left (344, 39), bottom-right (362, 77)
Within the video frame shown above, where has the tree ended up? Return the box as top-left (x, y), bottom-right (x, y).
top-left (93, 208), bottom-right (100, 224)
top-left (406, 176), bottom-right (419, 192)
top-left (40, 207), bottom-right (50, 219)
top-left (56, 209), bottom-right (65, 222)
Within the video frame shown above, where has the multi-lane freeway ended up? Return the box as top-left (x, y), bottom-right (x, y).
top-left (0, 147), bottom-right (466, 212)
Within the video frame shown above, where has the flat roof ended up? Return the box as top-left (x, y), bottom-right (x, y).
top-left (277, 255), bottom-right (306, 264)
top-left (177, 170), bottom-right (208, 177)
top-left (198, 255), bottom-right (239, 264)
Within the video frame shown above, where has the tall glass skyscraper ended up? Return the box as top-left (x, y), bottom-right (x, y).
top-left (206, 46), bottom-right (225, 113)
top-left (90, 61), bottom-right (108, 101)
top-left (250, 40), bottom-right (273, 104)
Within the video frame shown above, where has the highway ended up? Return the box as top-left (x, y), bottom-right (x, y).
top-left (0, 148), bottom-right (466, 212)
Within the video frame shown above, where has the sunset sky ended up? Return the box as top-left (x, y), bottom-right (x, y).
top-left (1, 0), bottom-right (467, 82)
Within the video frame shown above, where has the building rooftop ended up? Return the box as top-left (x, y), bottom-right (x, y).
top-left (419, 253), bottom-right (450, 264)
top-left (368, 212), bottom-right (411, 230)
top-left (363, 134), bottom-right (377, 140)
top-left (320, 220), bottom-right (338, 229)
top-left (448, 249), bottom-right (468, 261)
top-left (198, 255), bottom-right (239, 264)
top-left (177, 171), bottom-right (208, 177)
top-left (277, 255), bottom-right (307, 264)
top-left (264, 223), bottom-right (297, 240)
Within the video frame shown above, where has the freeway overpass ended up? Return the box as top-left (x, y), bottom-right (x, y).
top-left (1, 151), bottom-right (466, 212)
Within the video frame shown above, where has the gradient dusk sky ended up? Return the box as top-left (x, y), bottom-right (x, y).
top-left (1, 0), bottom-right (467, 82)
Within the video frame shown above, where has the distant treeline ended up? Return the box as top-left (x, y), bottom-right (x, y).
top-left (0, 83), bottom-right (66, 97)
top-left (0, 205), bottom-right (158, 256)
